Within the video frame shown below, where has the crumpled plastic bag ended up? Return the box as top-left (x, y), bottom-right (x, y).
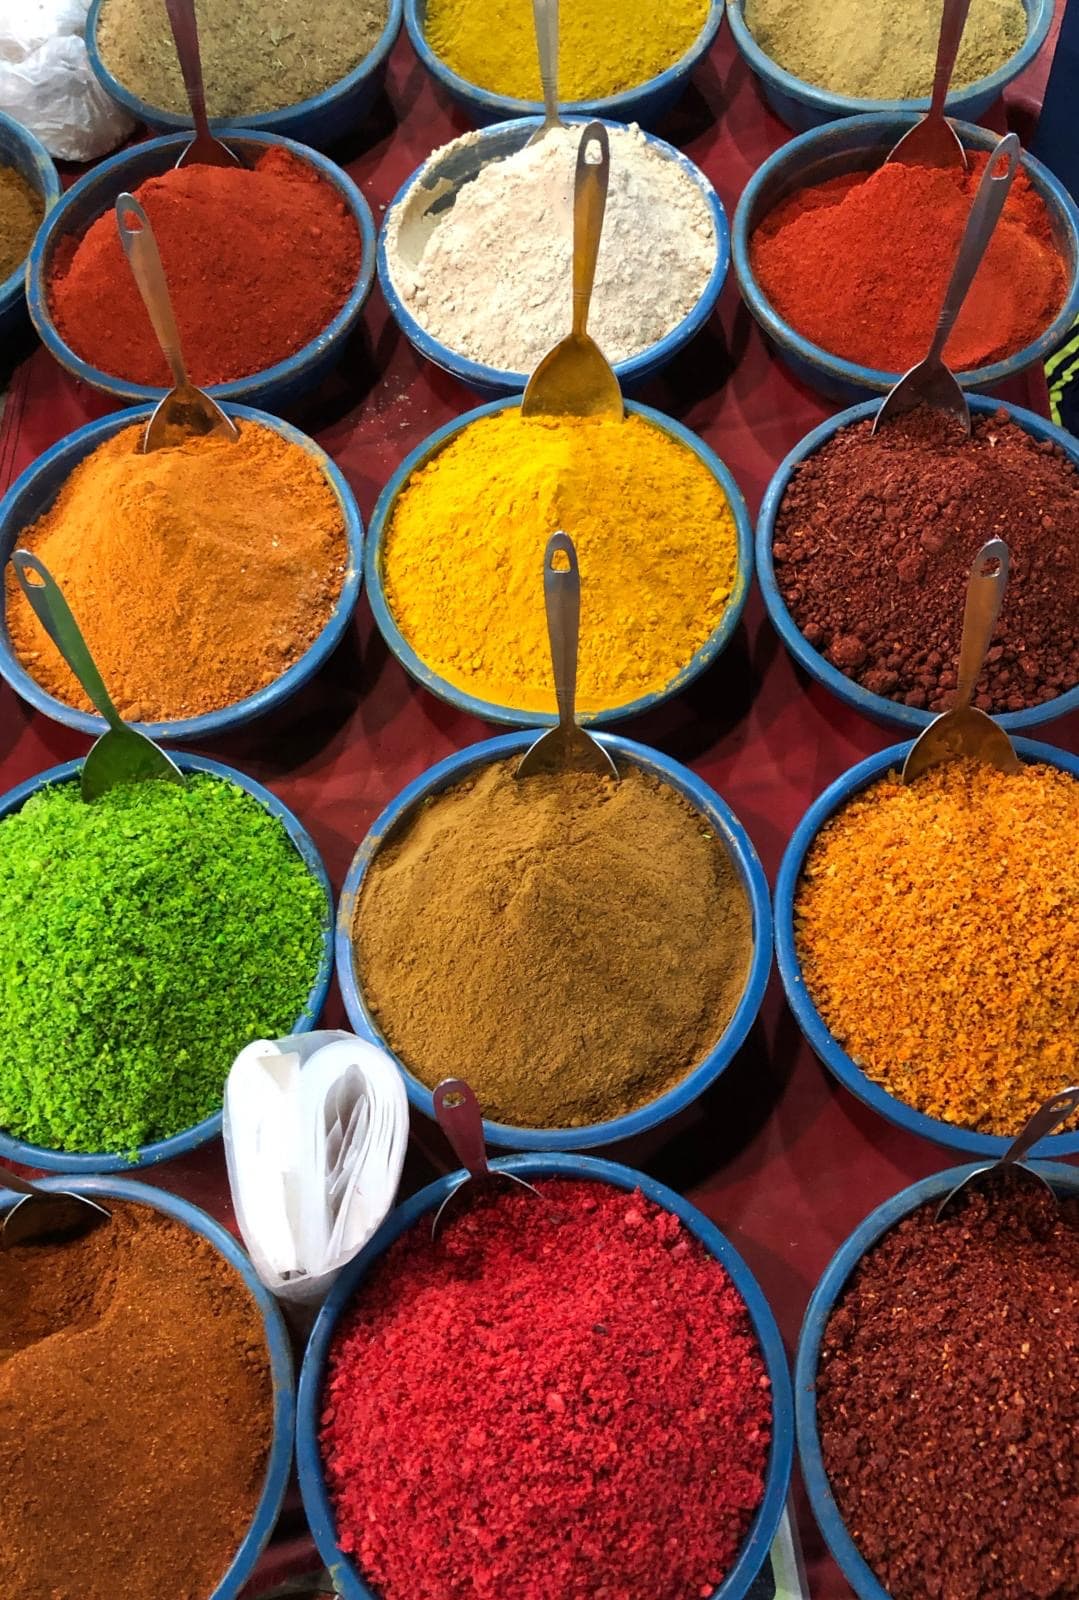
top-left (0, 0), bottom-right (134, 161)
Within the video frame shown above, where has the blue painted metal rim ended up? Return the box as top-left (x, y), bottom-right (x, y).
top-left (334, 728), bottom-right (773, 1150)
top-left (296, 1152), bottom-right (794, 1600)
top-left (795, 1159), bottom-right (1079, 1600)
top-left (755, 393), bottom-right (1079, 733)
top-left (365, 396), bottom-right (753, 726)
top-left (0, 401), bottom-right (365, 742)
top-left (731, 114), bottom-right (1079, 395)
top-left (0, 1172), bottom-right (295, 1600)
top-left (0, 111), bottom-right (61, 313)
top-left (85, 0), bottom-right (403, 138)
top-left (376, 115), bottom-right (731, 395)
top-left (774, 736), bottom-right (1079, 1158)
top-left (25, 129), bottom-right (377, 405)
top-left (0, 752), bottom-right (334, 1172)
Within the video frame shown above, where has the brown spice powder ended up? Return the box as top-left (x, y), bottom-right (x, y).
top-left (0, 164), bottom-right (44, 282)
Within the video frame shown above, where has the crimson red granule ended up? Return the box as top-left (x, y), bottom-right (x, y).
top-left (320, 1179), bottom-right (772, 1600)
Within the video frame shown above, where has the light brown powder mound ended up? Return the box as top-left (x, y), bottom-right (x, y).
top-left (352, 758), bottom-right (753, 1128)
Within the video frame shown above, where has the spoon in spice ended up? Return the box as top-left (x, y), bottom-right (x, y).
top-left (935, 1085), bottom-right (1079, 1220)
top-left (11, 551), bottom-right (185, 802)
top-left (0, 1169), bottom-right (110, 1248)
top-left (522, 121), bottom-right (623, 420)
top-left (885, 0), bottom-right (972, 170)
top-left (430, 1079), bottom-right (541, 1241)
top-left (516, 531), bottom-right (620, 780)
top-left (115, 193), bottom-right (240, 453)
top-left (902, 537), bottom-right (1020, 783)
top-left (873, 133), bottom-right (1020, 437)
top-left (163, 0), bottom-right (242, 169)
top-left (525, 0), bottom-right (564, 147)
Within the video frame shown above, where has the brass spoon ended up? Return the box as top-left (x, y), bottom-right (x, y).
top-left (885, 0), bottom-right (972, 170)
top-left (935, 1086), bottom-right (1079, 1220)
top-left (163, 0), bottom-right (242, 169)
top-left (0, 1169), bottom-right (110, 1248)
top-left (430, 1080), bottom-right (541, 1242)
top-left (525, 0), bottom-right (565, 146)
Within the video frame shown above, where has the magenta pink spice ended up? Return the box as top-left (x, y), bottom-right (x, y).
top-left (320, 1179), bottom-right (772, 1600)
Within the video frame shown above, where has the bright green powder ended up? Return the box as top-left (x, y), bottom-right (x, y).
top-left (0, 772), bottom-right (327, 1156)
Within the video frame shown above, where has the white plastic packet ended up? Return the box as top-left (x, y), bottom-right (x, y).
top-left (0, 0), bottom-right (134, 161)
top-left (224, 1030), bottom-right (409, 1305)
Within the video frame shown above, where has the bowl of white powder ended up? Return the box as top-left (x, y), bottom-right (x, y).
top-left (378, 117), bottom-right (728, 396)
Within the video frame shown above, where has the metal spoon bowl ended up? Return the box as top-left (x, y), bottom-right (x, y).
top-left (885, 0), bottom-right (972, 171)
top-left (935, 1086), bottom-right (1079, 1220)
top-left (525, 0), bottom-right (564, 147)
top-left (430, 1080), bottom-right (541, 1241)
top-left (0, 1169), bottom-right (111, 1247)
top-left (163, 0), bottom-right (243, 169)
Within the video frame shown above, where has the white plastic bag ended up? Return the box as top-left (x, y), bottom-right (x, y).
top-left (0, 0), bottom-right (134, 161)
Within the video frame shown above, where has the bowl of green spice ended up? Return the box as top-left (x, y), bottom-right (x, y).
top-left (0, 754), bottom-right (333, 1173)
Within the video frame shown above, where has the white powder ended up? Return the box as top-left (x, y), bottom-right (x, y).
top-left (385, 124), bottom-right (718, 375)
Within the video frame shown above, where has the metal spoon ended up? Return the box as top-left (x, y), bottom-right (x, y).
top-left (873, 134), bottom-right (1020, 437)
top-left (886, 0), bottom-right (972, 170)
top-left (11, 551), bottom-right (185, 802)
top-left (521, 122), bottom-right (623, 420)
top-left (525, 0), bottom-right (564, 147)
top-left (516, 531), bottom-right (619, 780)
top-left (935, 1085), bottom-right (1079, 1220)
top-left (0, 1170), bottom-right (111, 1248)
top-left (902, 538), bottom-right (1021, 784)
top-left (430, 1079), bottom-right (541, 1242)
top-left (115, 193), bottom-right (239, 453)
top-left (163, 0), bottom-right (241, 169)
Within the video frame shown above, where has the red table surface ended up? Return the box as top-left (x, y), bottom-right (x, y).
top-left (2, 20), bottom-right (1077, 1600)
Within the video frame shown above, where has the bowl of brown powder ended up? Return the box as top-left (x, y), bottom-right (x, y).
top-left (0, 110), bottom-right (60, 345)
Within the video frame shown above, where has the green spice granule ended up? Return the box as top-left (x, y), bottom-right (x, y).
top-left (0, 773), bottom-right (327, 1155)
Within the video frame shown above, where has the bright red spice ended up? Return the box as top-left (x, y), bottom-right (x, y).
top-left (320, 1179), bottom-right (772, 1600)
top-left (750, 151), bottom-right (1067, 372)
top-left (48, 147), bottom-right (360, 386)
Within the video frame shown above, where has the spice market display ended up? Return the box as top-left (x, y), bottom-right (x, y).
top-left (0, 1), bottom-right (1077, 1599)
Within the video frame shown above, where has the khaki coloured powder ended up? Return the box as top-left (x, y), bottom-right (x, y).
top-left (0, 164), bottom-right (44, 282)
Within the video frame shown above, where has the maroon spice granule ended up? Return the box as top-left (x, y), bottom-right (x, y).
top-left (320, 1179), bottom-right (772, 1600)
top-left (817, 1177), bottom-right (1079, 1600)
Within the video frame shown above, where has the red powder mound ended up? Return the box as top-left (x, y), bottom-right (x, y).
top-left (320, 1179), bottom-right (773, 1600)
top-left (750, 152), bottom-right (1068, 373)
top-left (48, 146), bottom-right (361, 386)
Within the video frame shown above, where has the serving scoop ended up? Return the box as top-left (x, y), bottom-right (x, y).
top-left (164, 0), bottom-right (242, 169)
top-left (0, 1169), bottom-right (110, 1248)
top-left (430, 1080), bottom-right (541, 1241)
top-left (885, 0), bottom-right (972, 171)
top-left (525, 0), bottom-right (565, 147)
top-left (935, 1086), bottom-right (1079, 1221)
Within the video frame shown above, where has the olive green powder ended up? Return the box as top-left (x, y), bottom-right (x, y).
top-left (742, 0), bottom-right (1027, 99)
top-left (0, 773), bottom-right (327, 1155)
top-left (97, 0), bottom-right (391, 117)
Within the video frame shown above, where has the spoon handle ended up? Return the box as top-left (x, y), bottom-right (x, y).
top-left (925, 133), bottom-right (1020, 368)
top-left (531, 0), bottom-right (559, 131)
top-left (11, 552), bottom-right (126, 733)
top-left (163, 0), bottom-right (214, 142)
top-left (115, 193), bottom-right (189, 392)
top-left (998, 1086), bottom-right (1079, 1168)
top-left (954, 538), bottom-right (1008, 709)
top-left (927, 0), bottom-right (974, 121)
top-left (0, 1169), bottom-right (42, 1198)
top-left (433, 1080), bottom-right (491, 1181)
top-left (542, 530), bottom-right (581, 734)
top-left (571, 122), bottom-right (609, 340)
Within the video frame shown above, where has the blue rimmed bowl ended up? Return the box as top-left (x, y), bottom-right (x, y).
top-left (297, 1151), bottom-right (793, 1600)
top-left (795, 1159), bottom-right (1079, 1599)
top-left (0, 403), bottom-right (363, 742)
top-left (379, 115), bottom-right (729, 398)
top-left (775, 736), bottom-right (1079, 1159)
top-left (0, 1172), bottom-right (295, 1600)
top-left (366, 398), bottom-right (752, 723)
top-left (757, 395), bottom-right (1079, 734)
top-left (336, 729), bottom-right (772, 1151)
top-left (0, 752), bottom-right (334, 1173)
top-left (726, 0), bottom-right (1053, 133)
top-left (0, 111), bottom-right (60, 344)
top-left (732, 115), bottom-right (1079, 406)
top-left (86, 0), bottom-right (402, 149)
top-left (404, 0), bottom-right (724, 128)
top-left (26, 130), bottom-right (376, 412)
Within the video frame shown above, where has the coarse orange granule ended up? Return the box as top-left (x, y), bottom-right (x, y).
top-left (794, 758), bottom-right (1078, 1136)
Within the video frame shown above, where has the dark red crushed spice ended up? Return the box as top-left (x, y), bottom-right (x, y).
top-left (772, 406), bottom-right (1079, 712)
top-left (320, 1179), bottom-right (772, 1600)
top-left (817, 1176), bottom-right (1079, 1600)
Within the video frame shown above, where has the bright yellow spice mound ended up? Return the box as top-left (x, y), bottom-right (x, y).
top-left (381, 410), bottom-right (741, 715)
top-left (794, 759), bottom-right (1078, 1138)
top-left (424, 0), bottom-right (711, 101)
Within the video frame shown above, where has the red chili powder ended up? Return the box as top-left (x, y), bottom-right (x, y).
top-left (47, 147), bottom-right (360, 386)
top-left (750, 152), bottom-right (1067, 372)
top-left (320, 1179), bottom-right (772, 1600)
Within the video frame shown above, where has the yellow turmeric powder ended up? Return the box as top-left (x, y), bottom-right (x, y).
top-left (794, 758), bottom-right (1079, 1137)
top-left (380, 408), bottom-right (741, 715)
top-left (424, 0), bottom-right (711, 101)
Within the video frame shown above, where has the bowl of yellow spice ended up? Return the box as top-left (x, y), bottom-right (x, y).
top-left (365, 398), bottom-right (752, 725)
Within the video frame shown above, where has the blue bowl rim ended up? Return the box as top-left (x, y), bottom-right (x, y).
top-left (0, 1171), bottom-right (296, 1600)
top-left (404, 0), bottom-right (725, 121)
top-left (755, 393), bottom-right (1079, 732)
top-left (376, 113), bottom-right (731, 391)
top-left (794, 1158), bottom-right (1079, 1600)
top-left (0, 751), bottom-right (334, 1172)
top-left (774, 735), bottom-right (1079, 1158)
top-left (0, 110), bottom-right (61, 310)
top-left (725, 0), bottom-right (1053, 119)
top-left (364, 395), bottom-right (753, 727)
top-left (334, 727), bottom-right (773, 1149)
top-left (0, 401), bottom-right (365, 742)
top-left (25, 128), bottom-right (377, 403)
top-left (85, 0), bottom-right (404, 135)
top-left (296, 1151), bottom-right (794, 1600)
top-left (731, 113), bottom-right (1079, 392)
